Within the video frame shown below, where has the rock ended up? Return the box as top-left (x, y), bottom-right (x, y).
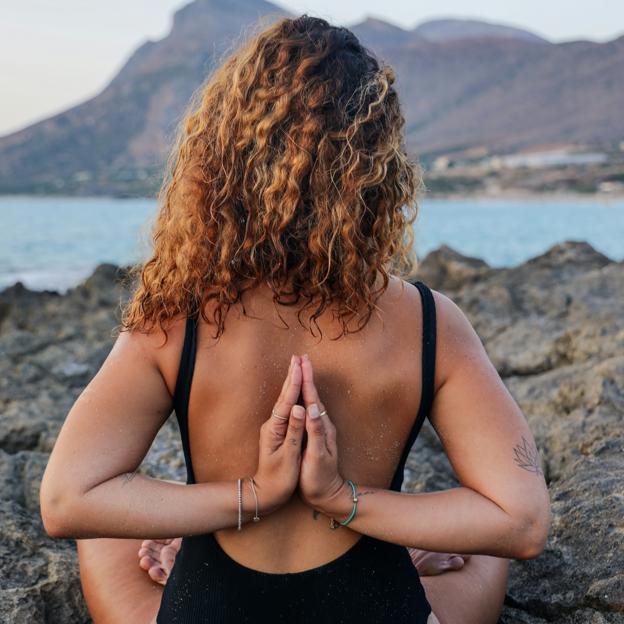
top-left (0, 240), bottom-right (622, 623)
top-left (504, 438), bottom-right (624, 620)
top-left (0, 499), bottom-right (89, 624)
top-left (65, 262), bottom-right (130, 309)
top-left (415, 244), bottom-right (493, 291)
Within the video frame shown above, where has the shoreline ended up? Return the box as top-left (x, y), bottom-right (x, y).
top-left (2, 195), bottom-right (622, 295)
top-left (1, 238), bottom-right (621, 297)
top-left (420, 189), bottom-right (624, 202)
top-left (2, 190), bottom-right (624, 203)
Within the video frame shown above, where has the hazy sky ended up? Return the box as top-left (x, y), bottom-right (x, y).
top-left (1, 0), bottom-right (622, 136)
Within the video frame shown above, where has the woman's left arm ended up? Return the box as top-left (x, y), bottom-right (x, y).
top-left (39, 327), bottom-right (305, 539)
top-left (297, 292), bottom-right (552, 560)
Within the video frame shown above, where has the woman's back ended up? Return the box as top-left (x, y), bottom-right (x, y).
top-left (157, 276), bottom-right (435, 575)
top-left (153, 276), bottom-right (436, 622)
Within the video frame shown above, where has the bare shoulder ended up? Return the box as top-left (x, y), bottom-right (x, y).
top-left (111, 315), bottom-right (189, 397)
top-left (390, 276), bottom-right (471, 323)
top-left (387, 275), bottom-right (475, 337)
top-left (385, 274), bottom-right (447, 306)
top-left (383, 274), bottom-right (434, 309)
top-left (115, 314), bottom-right (187, 349)
top-left (388, 276), bottom-right (488, 387)
top-left (429, 288), bottom-right (489, 373)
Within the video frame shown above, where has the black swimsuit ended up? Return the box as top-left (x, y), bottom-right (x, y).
top-left (156, 280), bottom-right (437, 623)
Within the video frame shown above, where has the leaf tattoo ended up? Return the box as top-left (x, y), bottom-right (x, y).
top-left (512, 436), bottom-right (544, 475)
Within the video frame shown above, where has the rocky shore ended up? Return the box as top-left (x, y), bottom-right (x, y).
top-left (0, 241), bottom-right (622, 623)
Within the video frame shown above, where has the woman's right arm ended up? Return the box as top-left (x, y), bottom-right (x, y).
top-left (299, 290), bottom-right (552, 560)
top-left (39, 329), bottom-right (305, 540)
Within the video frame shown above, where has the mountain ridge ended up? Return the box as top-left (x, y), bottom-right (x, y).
top-left (412, 17), bottom-right (548, 43)
top-left (1, 0), bottom-right (622, 195)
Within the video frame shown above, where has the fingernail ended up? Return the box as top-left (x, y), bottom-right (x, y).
top-left (292, 405), bottom-right (305, 419)
top-left (309, 403), bottom-right (319, 419)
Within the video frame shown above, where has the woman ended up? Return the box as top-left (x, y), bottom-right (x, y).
top-left (39, 14), bottom-right (551, 624)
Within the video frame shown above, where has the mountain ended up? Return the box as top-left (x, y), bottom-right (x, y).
top-left (344, 16), bottom-right (546, 52)
top-left (0, 0), bottom-right (290, 195)
top-left (413, 18), bottom-right (548, 43)
top-left (1, 0), bottom-right (623, 196)
top-left (349, 17), bottom-right (420, 49)
top-left (385, 35), bottom-right (624, 155)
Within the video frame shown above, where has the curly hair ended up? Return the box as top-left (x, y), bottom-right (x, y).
top-left (121, 14), bottom-right (422, 340)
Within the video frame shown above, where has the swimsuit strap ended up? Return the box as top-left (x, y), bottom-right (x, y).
top-left (173, 311), bottom-right (200, 484)
top-left (388, 280), bottom-right (437, 492)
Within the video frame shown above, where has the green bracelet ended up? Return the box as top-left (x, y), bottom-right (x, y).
top-left (329, 480), bottom-right (357, 529)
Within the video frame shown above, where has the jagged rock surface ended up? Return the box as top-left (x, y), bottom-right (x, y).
top-left (0, 242), bottom-right (622, 623)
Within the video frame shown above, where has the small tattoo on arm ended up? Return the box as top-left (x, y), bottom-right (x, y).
top-left (355, 490), bottom-right (376, 497)
top-left (512, 436), bottom-right (544, 476)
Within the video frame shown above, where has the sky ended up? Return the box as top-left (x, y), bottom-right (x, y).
top-left (1, 0), bottom-right (622, 136)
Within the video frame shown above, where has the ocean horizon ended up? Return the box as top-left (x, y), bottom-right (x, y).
top-left (1, 194), bottom-right (623, 293)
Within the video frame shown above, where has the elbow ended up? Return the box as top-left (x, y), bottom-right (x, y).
top-left (40, 499), bottom-right (70, 539)
top-left (42, 518), bottom-right (69, 540)
top-left (515, 522), bottom-right (549, 559)
top-left (512, 503), bottom-right (552, 560)
top-left (39, 485), bottom-right (77, 539)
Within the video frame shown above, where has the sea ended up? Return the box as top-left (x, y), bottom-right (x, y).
top-left (1, 194), bottom-right (622, 293)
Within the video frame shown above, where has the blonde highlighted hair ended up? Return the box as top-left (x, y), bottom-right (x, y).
top-left (122, 14), bottom-right (422, 340)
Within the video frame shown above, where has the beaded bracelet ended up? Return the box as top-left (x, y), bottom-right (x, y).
top-left (329, 480), bottom-right (358, 529)
top-left (236, 478), bottom-right (243, 531)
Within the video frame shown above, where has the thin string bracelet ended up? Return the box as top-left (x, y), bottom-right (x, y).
top-left (248, 476), bottom-right (260, 522)
top-left (329, 479), bottom-right (358, 529)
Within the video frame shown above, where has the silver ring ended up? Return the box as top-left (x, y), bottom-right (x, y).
top-left (271, 410), bottom-right (289, 422)
top-left (319, 409), bottom-right (328, 418)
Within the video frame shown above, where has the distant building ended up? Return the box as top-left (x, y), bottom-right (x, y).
top-left (484, 147), bottom-right (607, 170)
top-left (598, 180), bottom-right (624, 193)
top-left (432, 156), bottom-right (451, 171)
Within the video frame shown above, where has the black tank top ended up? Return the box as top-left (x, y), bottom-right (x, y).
top-left (157, 280), bottom-right (436, 623)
